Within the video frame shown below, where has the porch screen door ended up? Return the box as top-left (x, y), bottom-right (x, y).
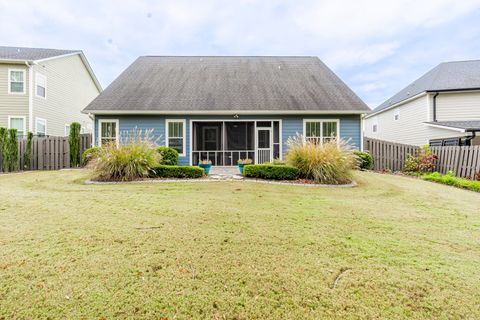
top-left (256, 128), bottom-right (272, 164)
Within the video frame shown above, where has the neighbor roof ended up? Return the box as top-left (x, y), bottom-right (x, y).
top-left (424, 120), bottom-right (480, 132)
top-left (83, 56), bottom-right (369, 114)
top-left (0, 46), bottom-right (79, 61)
top-left (374, 60), bottom-right (480, 113)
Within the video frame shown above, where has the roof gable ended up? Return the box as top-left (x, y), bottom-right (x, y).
top-left (0, 46), bottom-right (79, 61)
top-left (83, 56), bottom-right (369, 114)
top-left (375, 60), bottom-right (480, 113)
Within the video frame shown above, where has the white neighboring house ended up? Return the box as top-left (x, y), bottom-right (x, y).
top-left (364, 60), bottom-right (480, 146)
top-left (0, 46), bottom-right (102, 137)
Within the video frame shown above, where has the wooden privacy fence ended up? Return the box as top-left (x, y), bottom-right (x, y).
top-left (364, 137), bottom-right (480, 179)
top-left (0, 134), bottom-right (91, 171)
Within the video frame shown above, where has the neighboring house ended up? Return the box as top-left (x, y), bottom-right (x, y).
top-left (83, 56), bottom-right (369, 165)
top-left (0, 46), bottom-right (102, 137)
top-left (364, 60), bottom-right (480, 146)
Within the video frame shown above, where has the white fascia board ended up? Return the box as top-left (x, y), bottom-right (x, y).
top-left (423, 122), bottom-right (466, 133)
top-left (82, 109), bottom-right (369, 115)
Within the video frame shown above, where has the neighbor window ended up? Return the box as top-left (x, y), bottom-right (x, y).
top-left (304, 120), bottom-right (338, 145)
top-left (372, 116), bottom-right (378, 133)
top-left (8, 116), bottom-right (25, 136)
top-left (65, 124), bottom-right (71, 136)
top-left (394, 108), bottom-right (400, 121)
top-left (166, 119), bottom-right (185, 155)
top-left (36, 118), bottom-right (47, 136)
top-left (99, 120), bottom-right (118, 146)
top-left (36, 73), bottom-right (47, 98)
top-left (9, 69), bottom-right (25, 94)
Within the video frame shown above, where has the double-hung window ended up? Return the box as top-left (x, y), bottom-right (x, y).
top-left (8, 116), bottom-right (26, 136)
top-left (99, 119), bottom-right (119, 146)
top-left (36, 73), bottom-right (47, 98)
top-left (304, 120), bottom-right (339, 145)
top-left (8, 69), bottom-right (26, 94)
top-left (36, 118), bottom-right (47, 136)
top-left (166, 119), bottom-right (185, 156)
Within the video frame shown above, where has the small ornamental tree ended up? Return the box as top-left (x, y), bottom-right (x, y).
top-left (0, 127), bottom-right (7, 172)
top-left (69, 122), bottom-right (81, 167)
top-left (5, 129), bottom-right (19, 172)
top-left (24, 132), bottom-right (33, 169)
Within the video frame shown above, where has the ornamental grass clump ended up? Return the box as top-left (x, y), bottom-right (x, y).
top-left (89, 129), bottom-right (161, 181)
top-left (285, 134), bottom-right (357, 184)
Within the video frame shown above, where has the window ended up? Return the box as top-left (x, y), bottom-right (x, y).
top-left (372, 116), bottom-right (378, 133)
top-left (36, 73), bottom-right (47, 98)
top-left (394, 108), bottom-right (400, 121)
top-left (8, 69), bottom-right (26, 94)
top-left (372, 124), bottom-right (378, 133)
top-left (166, 119), bottom-right (185, 155)
top-left (99, 119), bottom-right (119, 146)
top-left (65, 124), bottom-right (71, 136)
top-left (304, 120), bottom-right (339, 145)
top-left (8, 116), bottom-right (26, 136)
top-left (35, 118), bottom-right (47, 136)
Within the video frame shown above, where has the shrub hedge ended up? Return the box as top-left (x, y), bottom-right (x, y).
top-left (157, 147), bottom-right (179, 165)
top-left (243, 164), bottom-right (299, 180)
top-left (353, 150), bottom-right (373, 170)
top-left (69, 122), bottom-right (81, 167)
top-left (150, 165), bottom-right (204, 179)
top-left (422, 171), bottom-right (480, 192)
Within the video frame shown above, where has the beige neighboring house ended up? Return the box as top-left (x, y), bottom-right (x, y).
top-left (0, 46), bottom-right (101, 137)
top-left (364, 60), bottom-right (480, 146)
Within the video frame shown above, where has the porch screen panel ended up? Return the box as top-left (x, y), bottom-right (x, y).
top-left (225, 122), bottom-right (254, 151)
top-left (273, 121), bottom-right (280, 159)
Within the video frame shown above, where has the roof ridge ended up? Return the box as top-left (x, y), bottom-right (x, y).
top-left (140, 55), bottom-right (319, 58)
top-left (0, 45), bottom-right (80, 52)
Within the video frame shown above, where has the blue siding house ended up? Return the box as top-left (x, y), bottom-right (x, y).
top-left (83, 57), bottom-right (369, 166)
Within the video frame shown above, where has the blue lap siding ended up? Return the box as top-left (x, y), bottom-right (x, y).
top-left (95, 114), bottom-right (362, 166)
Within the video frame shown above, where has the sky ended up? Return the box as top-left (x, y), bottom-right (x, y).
top-left (1, 0), bottom-right (480, 109)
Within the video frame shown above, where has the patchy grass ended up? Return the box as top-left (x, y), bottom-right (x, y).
top-left (1, 170), bottom-right (480, 319)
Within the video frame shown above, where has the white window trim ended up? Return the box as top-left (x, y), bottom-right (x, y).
top-left (8, 69), bottom-right (26, 95)
top-left (165, 119), bottom-right (186, 156)
top-left (65, 124), bottom-right (71, 136)
top-left (302, 119), bottom-right (340, 145)
top-left (98, 119), bottom-right (119, 147)
top-left (35, 72), bottom-right (47, 99)
top-left (35, 117), bottom-right (47, 136)
top-left (7, 115), bottom-right (26, 135)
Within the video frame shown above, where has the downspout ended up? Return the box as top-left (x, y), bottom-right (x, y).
top-left (25, 61), bottom-right (34, 132)
top-left (465, 131), bottom-right (476, 146)
top-left (432, 92), bottom-right (439, 122)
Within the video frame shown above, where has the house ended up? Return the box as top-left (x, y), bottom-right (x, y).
top-left (83, 56), bottom-right (369, 165)
top-left (364, 60), bottom-right (480, 146)
top-left (0, 46), bottom-right (102, 137)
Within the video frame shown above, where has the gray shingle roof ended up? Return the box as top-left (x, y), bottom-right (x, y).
top-left (375, 60), bottom-right (480, 112)
top-left (0, 46), bottom-right (79, 61)
top-left (425, 120), bottom-right (480, 132)
top-left (83, 56), bottom-right (369, 113)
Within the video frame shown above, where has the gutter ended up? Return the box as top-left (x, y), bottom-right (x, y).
top-left (432, 92), bottom-right (439, 122)
top-left (81, 109), bottom-right (370, 115)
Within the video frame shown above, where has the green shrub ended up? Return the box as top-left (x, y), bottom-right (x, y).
top-left (0, 127), bottom-right (7, 172)
top-left (89, 141), bottom-right (161, 181)
top-left (403, 145), bottom-right (438, 174)
top-left (423, 171), bottom-right (480, 192)
top-left (157, 147), bottom-right (179, 165)
top-left (69, 122), bottom-right (81, 167)
top-left (264, 158), bottom-right (286, 166)
top-left (3, 129), bottom-right (19, 172)
top-left (23, 132), bottom-right (33, 169)
top-left (285, 135), bottom-right (356, 184)
top-left (150, 165), bottom-right (204, 179)
top-left (353, 150), bottom-right (373, 170)
top-left (244, 164), bottom-right (299, 180)
top-left (81, 147), bottom-right (100, 166)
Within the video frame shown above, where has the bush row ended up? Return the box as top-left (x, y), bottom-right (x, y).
top-left (244, 164), bottom-right (299, 180)
top-left (422, 171), bottom-right (480, 192)
top-left (150, 165), bottom-right (204, 179)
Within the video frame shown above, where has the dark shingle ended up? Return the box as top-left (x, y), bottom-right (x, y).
top-left (425, 120), bottom-right (480, 132)
top-left (84, 56), bottom-right (369, 113)
top-left (0, 46), bottom-right (79, 61)
top-left (376, 60), bottom-right (480, 112)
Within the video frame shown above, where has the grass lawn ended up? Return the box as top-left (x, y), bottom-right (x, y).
top-left (1, 170), bottom-right (480, 319)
